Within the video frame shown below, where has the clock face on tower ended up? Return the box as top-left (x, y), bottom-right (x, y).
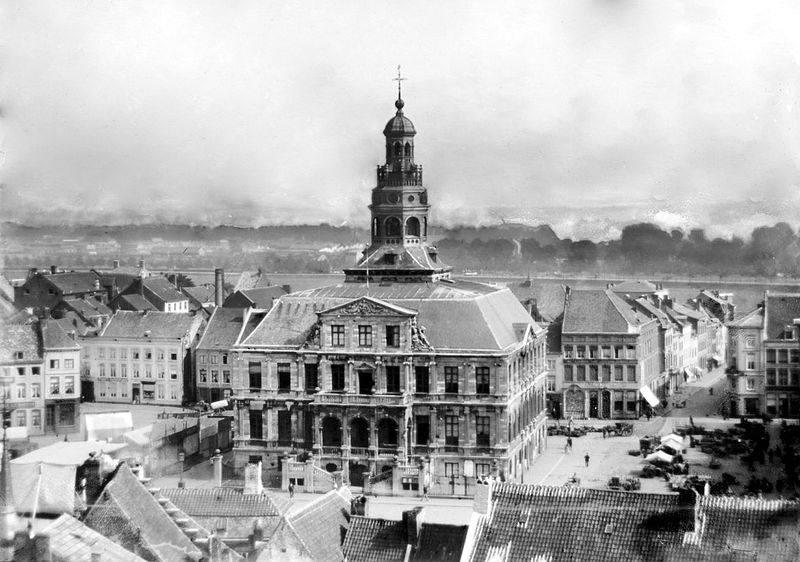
top-left (387, 193), bottom-right (401, 204)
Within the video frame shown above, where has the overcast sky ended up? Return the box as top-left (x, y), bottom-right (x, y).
top-left (2, 1), bottom-right (800, 240)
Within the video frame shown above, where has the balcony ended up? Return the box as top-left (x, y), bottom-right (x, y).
top-left (313, 392), bottom-right (408, 407)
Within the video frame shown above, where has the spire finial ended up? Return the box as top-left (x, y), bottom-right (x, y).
top-left (393, 65), bottom-right (406, 111)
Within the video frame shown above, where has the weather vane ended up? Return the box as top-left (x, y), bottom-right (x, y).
top-left (393, 65), bottom-right (406, 99)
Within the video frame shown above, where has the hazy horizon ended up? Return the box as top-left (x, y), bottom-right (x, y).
top-left (2, 2), bottom-right (799, 242)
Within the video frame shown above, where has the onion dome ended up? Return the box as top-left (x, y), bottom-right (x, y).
top-left (383, 97), bottom-right (416, 136)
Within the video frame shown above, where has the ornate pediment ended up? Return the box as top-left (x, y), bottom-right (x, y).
top-left (319, 297), bottom-right (416, 318)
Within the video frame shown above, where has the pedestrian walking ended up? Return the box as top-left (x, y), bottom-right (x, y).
top-left (422, 484), bottom-right (429, 501)
top-left (288, 482), bottom-right (295, 498)
top-left (689, 416), bottom-right (694, 427)
top-left (584, 452), bottom-right (590, 467)
top-left (567, 436), bottom-right (573, 451)
top-left (564, 442), bottom-right (569, 454)
top-left (602, 428), bottom-right (607, 439)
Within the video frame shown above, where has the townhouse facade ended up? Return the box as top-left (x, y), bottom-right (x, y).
top-left (80, 311), bottom-right (203, 406)
top-left (762, 292), bottom-right (800, 418)
top-left (726, 307), bottom-right (765, 417)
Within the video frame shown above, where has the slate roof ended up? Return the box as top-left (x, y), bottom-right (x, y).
top-left (52, 313), bottom-right (99, 337)
top-left (343, 515), bottom-right (467, 561)
top-left (670, 301), bottom-right (707, 322)
top-left (143, 277), bottom-right (188, 304)
top-left (240, 281), bottom-right (543, 352)
top-left (682, 496), bottom-right (800, 561)
top-left (608, 279), bottom-right (659, 295)
top-left (197, 307), bottom-right (249, 350)
top-left (284, 487), bottom-right (352, 562)
top-left (59, 297), bottom-right (112, 318)
top-left (632, 296), bottom-right (674, 330)
top-left (465, 483), bottom-right (696, 562)
top-left (764, 293), bottom-right (800, 340)
top-left (43, 272), bottom-right (102, 294)
top-left (728, 306), bottom-right (764, 329)
top-left (84, 464), bottom-right (204, 561)
top-left (506, 281), bottom-right (566, 323)
top-left (100, 310), bottom-right (201, 340)
top-left (562, 289), bottom-right (650, 334)
top-left (236, 286), bottom-right (289, 308)
top-left (43, 513), bottom-right (146, 562)
top-left (182, 284), bottom-right (216, 305)
top-left (42, 319), bottom-right (80, 350)
top-left (0, 323), bottom-right (41, 363)
top-left (116, 293), bottom-right (159, 312)
top-left (158, 486), bottom-right (287, 517)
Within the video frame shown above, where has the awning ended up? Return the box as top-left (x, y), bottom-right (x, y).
top-left (713, 355), bottom-right (722, 362)
top-left (646, 450), bottom-right (673, 464)
top-left (660, 433), bottom-right (683, 445)
top-left (639, 385), bottom-right (660, 408)
top-left (210, 399), bottom-right (228, 410)
top-left (85, 411), bottom-right (134, 442)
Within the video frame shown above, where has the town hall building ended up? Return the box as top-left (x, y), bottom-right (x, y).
top-left (227, 82), bottom-right (549, 496)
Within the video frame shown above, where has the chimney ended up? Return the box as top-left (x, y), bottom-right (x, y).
top-left (211, 449), bottom-right (223, 487)
top-left (50, 265), bottom-right (57, 274)
top-left (214, 269), bottom-right (225, 307)
top-left (243, 461), bottom-right (264, 495)
top-left (282, 285), bottom-right (291, 294)
top-left (473, 477), bottom-right (494, 516)
top-left (402, 507), bottom-right (425, 548)
top-left (93, 279), bottom-right (101, 291)
top-left (138, 259), bottom-right (145, 269)
top-left (112, 259), bottom-right (120, 269)
top-left (81, 453), bottom-right (103, 505)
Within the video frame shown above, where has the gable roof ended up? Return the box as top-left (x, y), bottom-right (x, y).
top-left (100, 311), bottom-right (201, 340)
top-left (465, 483), bottom-right (695, 562)
top-left (240, 281), bottom-right (543, 352)
top-left (40, 271), bottom-right (102, 294)
top-left (608, 279), bottom-right (659, 294)
top-left (284, 487), bottom-right (352, 562)
top-left (58, 297), bottom-right (112, 319)
top-left (563, 289), bottom-right (650, 333)
top-left (43, 513), bottom-right (146, 562)
top-left (234, 286), bottom-right (289, 308)
top-left (157, 486), bottom-right (287, 518)
top-left (319, 296), bottom-right (417, 317)
top-left (197, 307), bottom-right (249, 350)
top-left (727, 306), bottom-right (764, 329)
top-left (42, 319), bottom-right (80, 350)
top-left (142, 277), bottom-right (188, 304)
top-left (764, 293), bottom-right (800, 340)
top-left (343, 515), bottom-right (467, 561)
top-left (84, 464), bottom-right (204, 561)
top-left (181, 285), bottom-right (217, 305)
top-left (115, 293), bottom-right (158, 312)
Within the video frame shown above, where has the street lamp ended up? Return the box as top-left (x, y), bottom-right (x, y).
top-left (178, 450), bottom-right (185, 488)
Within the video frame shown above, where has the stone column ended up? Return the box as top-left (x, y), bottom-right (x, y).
top-left (429, 359), bottom-right (437, 394)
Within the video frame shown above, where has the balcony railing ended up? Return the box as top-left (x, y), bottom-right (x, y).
top-left (350, 447), bottom-right (370, 457)
top-left (314, 393), bottom-right (408, 406)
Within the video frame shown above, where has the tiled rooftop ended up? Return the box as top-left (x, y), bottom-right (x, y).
top-left (563, 289), bottom-right (651, 333)
top-left (764, 293), bottom-right (800, 340)
top-left (158, 486), bottom-right (286, 517)
top-left (196, 307), bottom-right (248, 350)
top-left (43, 513), bottom-right (146, 562)
top-left (0, 323), bottom-right (41, 363)
top-left (42, 319), bottom-right (80, 350)
top-left (343, 514), bottom-right (467, 561)
top-left (285, 487), bottom-right (352, 562)
top-left (116, 293), bottom-right (158, 312)
top-left (43, 271), bottom-right (102, 294)
top-left (100, 310), bottom-right (200, 339)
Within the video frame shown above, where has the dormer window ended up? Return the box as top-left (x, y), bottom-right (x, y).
top-left (384, 253), bottom-right (397, 265)
top-left (15, 352), bottom-right (23, 360)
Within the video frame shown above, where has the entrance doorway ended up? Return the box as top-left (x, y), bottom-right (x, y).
top-left (45, 405), bottom-right (56, 433)
top-left (132, 385), bottom-right (140, 404)
top-left (602, 390), bottom-right (611, 418)
top-left (589, 392), bottom-right (598, 418)
top-left (358, 370), bottom-right (374, 395)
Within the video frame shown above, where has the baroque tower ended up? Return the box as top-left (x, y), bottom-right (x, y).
top-left (344, 70), bottom-right (451, 283)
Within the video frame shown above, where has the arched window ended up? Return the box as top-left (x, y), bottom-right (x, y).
top-left (405, 217), bottom-right (420, 237)
top-left (372, 218), bottom-right (380, 237)
top-left (350, 417), bottom-right (370, 448)
top-left (404, 142), bottom-right (412, 157)
top-left (394, 142), bottom-right (402, 157)
top-left (385, 216), bottom-right (402, 237)
top-left (423, 217), bottom-right (428, 237)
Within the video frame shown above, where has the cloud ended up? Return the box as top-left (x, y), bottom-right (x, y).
top-left (2, 1), bottom-right (800, 237)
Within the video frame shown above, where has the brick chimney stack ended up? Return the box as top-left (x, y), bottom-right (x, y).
top-left (214, 269), bottom-right (225, 307)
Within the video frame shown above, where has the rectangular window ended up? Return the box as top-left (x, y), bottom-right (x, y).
top-left (119, 348), bottom-right (127, 359)
top-left (211, 369), bottom-right (219, 383)
top-left (15, 411), bottom-right (26, 427)
top-left (614, 365), bottom-right (624, 381)
top-left (31, 410), bottom-right (41, 428)
top-left (157, 385), bottom-right (164, 400)
top-left (745, 352), bottom-right (755, 370)
top-left (601, 346), bottom-right (612, 359)
top-left (31, 366), bottom-right (40, 376)
top-left (199, 368), bottom-right (208, 383)
top-left (158, 367), bottom-right (165, 379)
top-left (49, 377), bottom-right (60, 395)
top-left (110, 364), bottom-right (116, 377)
top-left (358, 325), bottom-right (373, 347)
top-left (576, 365), bottom-right (586, 382)
top-left (546, 376), bottom-right (556, 392)
top-left (444, 366), bottom-right (458, 393)
top-left (330, 325), bottom-right (345, 347)
top-left (547, 359), bottom-right (556, 371)
top-left (109, 348), bottom-right (116, 359)
top-left (627, 366), bottom-right (636, 382)
top-left (626, 391), bottom-right (637, 413)
top-left (415, 366), bottom-right (429, 394)
top-left (121, 364), bottom-right (127, 378)
top-left (98, 348), bottom-right (105, 359)
top-left (16, 384), bottom-right (25, 399)
top-left (172, 351), bottom-right (180, 362)
top-left (169, 386), bottom-right (176, 400)
top-left (766, 369), bottom-right (776, 386)
top-left (476, 416), bottom-right (491, 447)
top-left (31, 384), bottom-right (40, 398)
top-left (198, 354), bottom-right (205, 363)
top-left (563, 365), bottom-right (573, 382)
top-left (145, 350), bottom-right (152, 360)
top-left (223, 369), bottom-right (231, 384)
top-left (746, 378), bottom-right (755, 391)
top-left (249, 409), bottom-right (263, 439)
top-left (779, 369), bottom-right (789, 386)
top-left (792, 349), bottom-right (800, 364)
top-left (778, 349), bottom-right (789, 363)
top-left (589, 346), bottom-right (598, 359)
top-left (158, 350), bottom-right (166, 361)
top-left (59, 403), bottom-right (75, 426)
top-left (64, 376), bottom-right (75, 394)
top-left (16, 367), bottom-right (25, 377)
top-left (563, 346), bottom-right (573, 359)
top-left (331, 364), bottom-right (346, 391)
top-left (304, 364), bottom-right (319, 393)
top-left (444, 462), bottom-right (459, 478)
top-left (386, 325), bottom-right (400, 348)
top-left (415, 415), bottom-right (430, 445)
top-left (278, 363), bottom-right (291, 391)
top-left (133, 349), bottom-right (141, 360)
top-left (277, 410), bottom-right (292, 446)
top-left (475, 367), bottom-right (490, 394)
top-left (248, 362), bottom-right (262, 389)
top-left (475, 462), bottom-right (491, 477)
top-left (614, 346), bottom-right (623, 359)
top-left (589, 365), bottom-right (598, 382)
top-left (210, 354), bottom-right (218, 364)
top-left (576, 347), bottom-right (585, 359)
top-left (49, 359), bottom-right (59, 369)
top-left (626, 346), bottom-right (636, 359)
top-left (767, 349), bottom-right (776, 363)
top-left (133, 365), bottom-right (140, 378)
top-left (170, 369), bottom-right (177, 380)
top-left (64, 359), bottom-right (74, 369)
top-left (445, 416), bottom-right (459, 447)
top-left (601, 365), bottom-right (611, 382)
top-left (386, 366), bottom-right (401, 393)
